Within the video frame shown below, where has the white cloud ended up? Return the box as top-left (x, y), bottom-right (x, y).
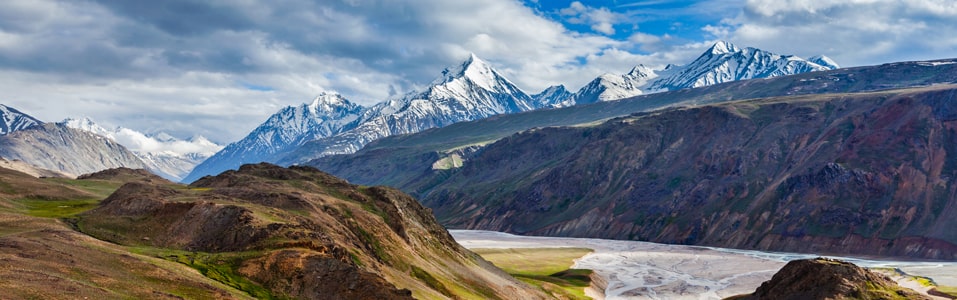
top-left (712, 0), bottom-right (957, 66)
top-left (560, 1), bottom-right (623, 35)
top-left (0, 0), bottom-right (654, 143)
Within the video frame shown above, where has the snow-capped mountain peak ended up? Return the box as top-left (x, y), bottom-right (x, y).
top-left (309, 92), bottom-right (353, 112)
top-left (809, 55), bottom-right (840, 69)
top-left (62, 117), bottom-right (223, 181)
top-left (709, 40), bottom-right (741, 55)
top-left (532, 85), bottom-right (574, 108)
top-left (432, 53), bottom-right (517, 94)
top-left (0, 104), bottom-right (42, 135)
top-left (626, 64), bottom-right (656, 79)
top-left (62, 117), bottom-right (110, 137)
top-left (646, 41), bottom-right (838, 91)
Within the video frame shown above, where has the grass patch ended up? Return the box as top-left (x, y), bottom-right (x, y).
top-left (15, 198), bottom-right (100, 218)
top-left (472, 247), bottom-right (594, 300)
top-left (410, 265), bottom-right (454, 297)
top-left (43, 178), bottom-right (122, 198)
top-left (132, 248), bottom-right (285, 299)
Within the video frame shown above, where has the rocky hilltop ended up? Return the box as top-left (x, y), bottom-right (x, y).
top-left (734, 258), bottom-right (929, 300)
top-left (78, 163), bottom-right (546, 299)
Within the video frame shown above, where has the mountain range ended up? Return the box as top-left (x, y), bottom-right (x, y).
top-left (0, 107), bottom-right (221, 181)
top-left (62, 117), bottom-right (222, 181)
top-left (186, 41), bottom-right (835, 182)
top-left (0, 122), bottom-right (150, 177)
top-left (307, 58), bottom-right (957, 260)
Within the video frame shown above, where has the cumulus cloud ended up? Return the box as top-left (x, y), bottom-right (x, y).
top-left (0, 0), bottom-right (651, 142)
top-left (709, 0), bottom-right (957, 66)
top-left (560, 1), bottom-right (624, 35)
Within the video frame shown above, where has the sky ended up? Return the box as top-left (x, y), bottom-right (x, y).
top-left (0, 0), bottom-right (955, 144)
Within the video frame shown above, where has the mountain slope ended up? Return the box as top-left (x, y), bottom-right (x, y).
top-left (0, 166), bottom-right (253, 299)
top-left (308, 58), bottom-right (957, 192)
top-left (79, 163), bottom-right (547, 299)
top-left (0, 123), bottom-right (149, 177)
top-left (185, 93), bottom-right (363, 183)
top-left (63, 117), bottom-right (223, 182)
top-left (0, 104), bottom-right (41, 135)
top-left (409, 85), bottom-right (957, 260)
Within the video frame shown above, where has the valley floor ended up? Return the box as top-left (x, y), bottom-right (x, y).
top-left (451, 230), bottom-right (957, 300)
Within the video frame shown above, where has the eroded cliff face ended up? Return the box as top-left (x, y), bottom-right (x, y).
top-left (79, 163), bottom-right (546, 300)
top-left (421, 85), bottom-right (957, 259)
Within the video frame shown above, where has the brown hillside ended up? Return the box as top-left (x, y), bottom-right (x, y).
top-left (0, 166), bottom-right (252, 299)
top-left (79, 163), bottom-right (547, 299)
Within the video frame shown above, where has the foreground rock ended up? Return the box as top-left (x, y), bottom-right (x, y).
top-left (735, 258), bottom-right (930, 300)
top-left (79, 163), bottom-right (546, 299)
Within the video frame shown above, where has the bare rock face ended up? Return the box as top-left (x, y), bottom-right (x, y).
top-left (740, 258), bottom-right (930, 300)
top-left (79, 163), bottom-right (546, 300)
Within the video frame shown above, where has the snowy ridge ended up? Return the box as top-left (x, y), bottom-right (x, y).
top-left (570, 64), bottom-right (662, 105)
top-left (558, 41), bottom-right (838, 106)
top-left (188, 44), bottom-right (839, 181)
top-left (531, 85), bottom-right (574, 108)
top-left (63, 117), bottom-right (223, 181)
top-left (0, 104), bottom-right (42, 135)
top-left (278, 53), bottom-right (539, 164)
top-left (185, 54), bottom-right (541, 181)
top-left (646, 42), bottom-right (836, 91)
top-left (185, 92), bottom-right (366, 182)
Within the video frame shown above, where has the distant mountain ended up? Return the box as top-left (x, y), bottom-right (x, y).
top-left (569, 65), bottom-right (663, 105)
top-left (185, 54), bottom-right (537, 182)
top-left (63, 117), bottom-right (222, 182)
top-left (531, 85), bottom-right (574, 108)
top-left (560, 41), bottom-right (838, 106)
top-left (645, 41), bottom-right (838, 92)
top-left (0, 104), bottom-right (42, 135)
top-left (184, 92), bottom-right (365, 183)
top-left (0, 123), bottom-right (149, 177)
top-left (190, 44), bottom-right (837, 182)
top-left (276, 54), bottom-right (538, 164)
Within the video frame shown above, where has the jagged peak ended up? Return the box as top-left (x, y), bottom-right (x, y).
top-left (61, 116), bottom-right (111, 135)
top-left (307, 92), bottom-right (356, 111)
top-left (540, 84), bottom-right (568, 93)
top-left (809, 55), bottom-right (840, 69)
top-left (432, 53), bottom-right (505, 91)
top-left (708, 40), bottom-right (741, 55)
top-left (626, 64), bottom-right (654, 78)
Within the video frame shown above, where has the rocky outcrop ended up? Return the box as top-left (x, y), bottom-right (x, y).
top-left (738, 258), bottom-right (930, 300)
top-left (80, 163), bottom-right (546, 300)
